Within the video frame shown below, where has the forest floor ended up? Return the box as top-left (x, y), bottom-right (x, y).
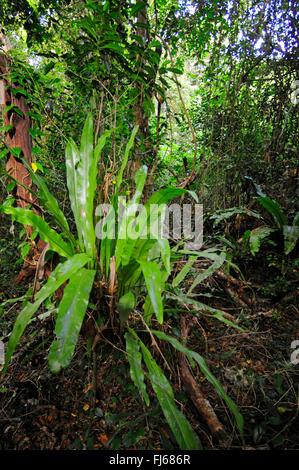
top-left (0, 214), bottom-right (298, 451)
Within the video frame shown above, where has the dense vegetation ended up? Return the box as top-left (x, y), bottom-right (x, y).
top-left (0, 0), bottom-right (298, 451)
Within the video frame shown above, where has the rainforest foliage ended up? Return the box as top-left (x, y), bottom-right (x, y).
top-left (0, 0), bottom-right (298, 452)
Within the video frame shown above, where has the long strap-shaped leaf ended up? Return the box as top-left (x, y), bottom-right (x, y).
top-left (2, 206), bottom-right (74, 258)
top-left (21, 158), bottom-right (73, 241)
top-left (125, 332), bottom-right (149, 406)
top-left (114, 165), bottom-right (148, 270)
top-left (146, 187), bottom-right (198, 205)
top-left (128, 329), bottom-right (202, 450)
top-left (77, 114), bottom-right (95, 259)
top-left (284, 213), bottom-right (299, 255)
top-left (2, 254), bottom-right (91, 375)
top-left (127, 189), bottom-right (189, 252)
top-left (175, 289), bottom-right (244, 331)
top-left (65, 139), bottom-right (82, 249)
top-left (172, 255), bottom-right (198, 288)
top-left (151, 330), bottom-right (244, 435)
top-left (257, 196), bottom-right (287, 230)
top-left (88, 129), bottom-right (111, 253)
top-left (141, 261), bottom-right (163, 324)
top-left (118, 187), bottom-right (198, 270)
top-left (187, 250), bottom-right (226, 294)
top-left (66, 115), bottom-right (108, 261)
top-left (48, 268), bottom-right (96, 373)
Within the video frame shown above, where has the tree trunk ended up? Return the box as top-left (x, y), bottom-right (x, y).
top-left (132, 2), bottom-right (151, 175)
top-left (0, 49), bottom-right (46, 283)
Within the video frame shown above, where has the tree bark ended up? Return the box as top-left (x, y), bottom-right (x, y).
top-left (132, 2), bottom-right (151, 174)
top-left (1, 55), bottom-right (34, 213)
top-left (0, 50), bottom-right (46, 283)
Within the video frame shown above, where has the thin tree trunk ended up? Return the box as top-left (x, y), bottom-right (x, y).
top-left (132, 2), bottom-right (151, 175)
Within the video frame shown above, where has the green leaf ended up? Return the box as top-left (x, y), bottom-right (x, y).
top-left (100, 43), bottom-right (124, 54)
top-left (151, 330), bottom-right (243, 435)
top-left (65, 113), bottom-right (106, 260)
top-left (187, 251), bottom-right (226, 293)
top-left (172, 256), bottom-right (197, 288)
top-left (146, 188), bottom-right (198, 206)
top-left (128, 329), bottom-right (202, 450)
top-left (79, 19), bottom-right (98, 40)
top-left (101, 128), bottom-right (139, 274)
top-left (157, 239), bottom-right (171, 274)
top-left (117, 292), bottom-right (135, 330)
top-left (21, 158), bottom-right (73, 244)
top-left (48, 268), bottom-right (95, 373)
top-left (29, 128), bottom-right (44, 138)
top-left (131, 1), bottom-right (146, 16)
top-left (21, 243), bottom-right (30, 259)
top-left (175, 290), bottom-right (244, 331)
top-left (141, 261), bottom-right (163, 323)
top-left (6, 181), bottom-right (16, 192)
top-left (11, 147), bottom-right (22, 158)
top-left (257, 197), bottom-right (287, 230)
top-left (283, 212), bottom-right (299, 254)
top-left (149, 40), bottom-right (162, 48)
top-left (44, 61), bottom-right (56, 74)
top-left (115, 165), bottom-right (148, 269)
top-left (125, 332), bottom-right (149, 406)
top-left (65, 139), bottom-right (82, 248)
top-left (3, 104), bottom-right (15, 114)
top-left (27, 111), bottom-right (42, 121)
top-left (0, 149), bottom-right (9, 160)
top-left (143, 293), bottom-right (154, 322)
top-left (2, 254), bottom-right (90, 375)
top-left (77, 113), bottom-right (96, 258)
top-left (283, 223), bottom-right (299, 255)
top-left (168, 67), bottom-right (184, 75)
top-left (11, 88), bottom-right (27, 97)
top-left (2, 206), bottom-right (74, 258)
top-left (210, 207), bottom-right (260, 227)
top-left (99, 208), bottom-right (116, 278)
top-left (13, 107), bottom-right (25, 118)
top-left (249, 226), bottom-right (274, 256)
top-left (132, 239), bottom-right (156, 264)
